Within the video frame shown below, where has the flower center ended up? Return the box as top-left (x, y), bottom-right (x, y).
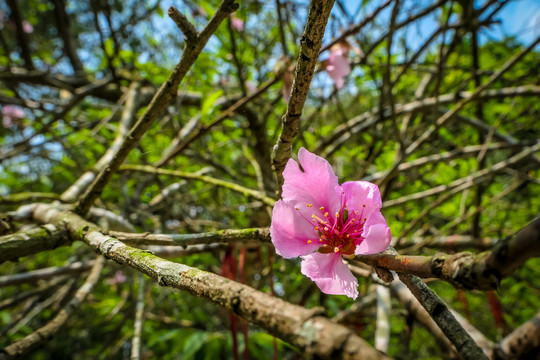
top-left (295, 195), bottom-right (366, 256)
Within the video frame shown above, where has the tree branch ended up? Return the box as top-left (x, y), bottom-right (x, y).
top-left (272, 0), bottom-right (336, 190)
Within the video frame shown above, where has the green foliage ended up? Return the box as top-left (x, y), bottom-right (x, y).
top-left (1, 0), bottom-right (539, 359)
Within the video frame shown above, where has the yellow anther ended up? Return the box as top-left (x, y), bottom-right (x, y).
top-left (354, 211), bottom-right (359, 215)
top-left (319, 206), bottom-right (325, 211)
top-left (319, 239), bottom-right (324, 242)
top-left (346, 234), bottom-right (350, 238)
top-left (307, 240), bottom-right (312, 244)
top-left (334, 247), bottom-right (340, 253)
top-left (324, 212), bottom-right (329, 217)
top-left (335, 212), bottom-right (339, 217)
top-left (314, 227), bottom-right (319, 230)
top-left (295, 207), bottom-right (299, 210)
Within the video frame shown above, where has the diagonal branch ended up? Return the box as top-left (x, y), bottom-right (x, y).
top-left (28, 203), bottom-right (390, 360)
top-left (357, 216), bottom-right (540, 290)
top-left (73, 1), bottom-right (239, 215)
top-left (271, 0), bottom-right (336, 191)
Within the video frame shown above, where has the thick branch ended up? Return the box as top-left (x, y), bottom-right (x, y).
top-left (0, 224), bottom-right (69, 264)
top-left (357, 216), bottom-right (540, 290)
top-left (29, 203), bottom-right (389, 360)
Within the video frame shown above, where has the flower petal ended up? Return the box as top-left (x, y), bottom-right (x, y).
top-left (326, 51), bottom-right (350, 88)
top-left (355, 210), bottom-right (391, 255)
top-left (282, 148), bottom-right (341, 214)
top-left (270, 200), bottom-right (321, 258)
top-left (300, 252), bottom-right (358, 299)
top-left (342, 181), bottom-right (382, 220)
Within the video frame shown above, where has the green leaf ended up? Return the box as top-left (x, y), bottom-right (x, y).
top-left (183, 331), bottom-right (210, 359)
top-left (201, 90), bottom-right (224, 121)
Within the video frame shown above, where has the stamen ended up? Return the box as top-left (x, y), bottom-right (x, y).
top-left (307, 240), bottom-right (312, 244)
top-left (306, 204), bottom-right (313, 207)
top-left (319, 206), bottom-right (325, 211)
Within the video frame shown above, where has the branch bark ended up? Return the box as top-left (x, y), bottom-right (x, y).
top-left (272, 0), bottom-right (336, 190)
top-left (28, 203), bottom-right (389, 360)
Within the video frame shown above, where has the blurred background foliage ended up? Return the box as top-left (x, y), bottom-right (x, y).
top-left (0, 0), bottom-right (539, 359)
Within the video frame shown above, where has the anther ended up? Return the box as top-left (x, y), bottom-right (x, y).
top-left (319, 206), bottom-right (324, 211)
top-left (307, 240), bottom-right (312, 244)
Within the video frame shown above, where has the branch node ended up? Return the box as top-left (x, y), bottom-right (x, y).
top-left (168, 7), bottom-right (198, 43)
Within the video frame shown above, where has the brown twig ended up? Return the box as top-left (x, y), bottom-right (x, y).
top-left (271, 0), bottom-right (336, 191)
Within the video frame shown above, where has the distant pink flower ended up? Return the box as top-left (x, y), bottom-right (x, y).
top-left (230, 15), bottom-right (244, 31)
top-left (106, 270), bottom-right (127, 286)
top-left (2, 105), bottom-right (25, 127)
top-left (325, 43), bottom-right (351, 89)
top-left (22, 20), bottom-right (33, 33)
top-left (270, 148), bottom-right (391, 299)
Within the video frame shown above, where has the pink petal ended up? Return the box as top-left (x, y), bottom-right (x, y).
top-left (22, 20), bottom-right (33, 33)
top-left (300, 252), bottom-right (358, 299)
top-left (355, 210), bottom-right (391, 255)
top-left (270, 200), bottom-right (321, 258)
top-left (326, 52), bottom-right (350, 88)
top-left (230, 16), bottom-right (244, 31)
top-left (282, 148), bottom-right (341, 215)
top-left (342, 181), bottom-right (382, 220)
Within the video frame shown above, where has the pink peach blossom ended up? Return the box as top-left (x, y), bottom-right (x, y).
top-left (2, 105), bottom-right (25, 127)
top-left (325, 44), bottom-right (351, 89)
top-left (230, 15), bottom-right (244, 31)
top-left (22, 20), bottom-right (33, 34)
top-left (270, 148), bottom-right (391, 299)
